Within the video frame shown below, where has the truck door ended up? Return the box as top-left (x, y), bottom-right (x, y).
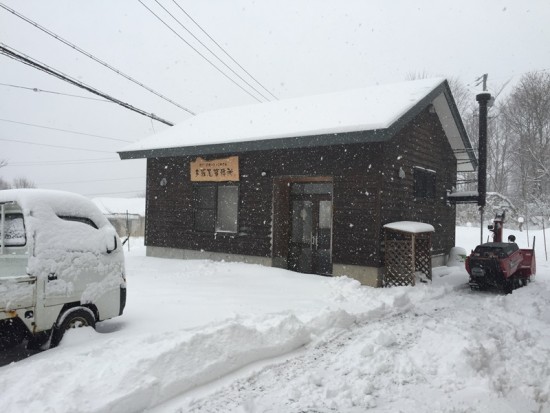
top-left (0, 203), bottom-right (34, 310)
top-left (42, 216), bottom-right (105, 307)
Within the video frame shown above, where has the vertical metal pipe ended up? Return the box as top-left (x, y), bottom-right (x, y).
top-left (477, 92), bottom-right (491, 244)
top-left (476, 92), bottom-right (491, 208)
top-left (480, 207), bottom-right (484, 245)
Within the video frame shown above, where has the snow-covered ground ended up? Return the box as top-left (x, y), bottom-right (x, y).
top-left (1, 227), bottom-right (550, 413)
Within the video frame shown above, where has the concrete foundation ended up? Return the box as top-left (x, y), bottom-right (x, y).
top-left (332, 263), bottom-right (383, 287)
top-left (146, 246), bottom-right (445, 287)
top-left (146, 246), bottom-right (272, 266)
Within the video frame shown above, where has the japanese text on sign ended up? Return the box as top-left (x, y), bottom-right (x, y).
top-left (190, 156), bottom-right (239, 182)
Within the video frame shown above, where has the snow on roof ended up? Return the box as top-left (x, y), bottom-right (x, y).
top-left (0, 189), bottom-right (110, 228)
top-left (92, 197), bottom-right (145, 216)
top-left (120, 78), bottom-right (446, 153)
top-left (383, 221), bottom-right (435, 233)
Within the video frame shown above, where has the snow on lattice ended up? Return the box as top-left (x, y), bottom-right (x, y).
top-left (383, 221), bottom-right (435, 233)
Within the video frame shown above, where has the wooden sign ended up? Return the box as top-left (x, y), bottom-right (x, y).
top-left (190, 156), bottom-right (239, 182)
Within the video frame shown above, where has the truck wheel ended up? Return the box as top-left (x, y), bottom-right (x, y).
top-left (50, 308), bottom-right (96, 348)
top-left (26, 331), bottom-right (51, 350)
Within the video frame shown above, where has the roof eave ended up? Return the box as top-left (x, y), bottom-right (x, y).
top-left (118, 128), bottom-right (392, 159)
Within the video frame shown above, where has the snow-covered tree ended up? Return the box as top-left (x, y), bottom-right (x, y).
top-left (501, 72), bottom-right (550, 211)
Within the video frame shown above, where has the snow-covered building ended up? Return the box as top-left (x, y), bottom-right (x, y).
top-left (118, 78), bottom-right (476, 286)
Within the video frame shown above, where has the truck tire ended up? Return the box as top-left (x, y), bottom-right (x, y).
top-left (50, 307), bottom-right (96, 348)
top-left (26, 330), bottom-right (52, 350)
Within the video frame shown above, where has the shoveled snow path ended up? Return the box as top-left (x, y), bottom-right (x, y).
top-left (155, 280), bottom-right (550, 413)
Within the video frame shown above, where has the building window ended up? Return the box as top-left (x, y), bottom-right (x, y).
top-left (413, 167), bottom-right (436, 199)
top-left (194, 184), bottom-right (238, 233)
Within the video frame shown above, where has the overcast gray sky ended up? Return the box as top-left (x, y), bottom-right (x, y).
top-left (1, 0), bottom-right (549, 198)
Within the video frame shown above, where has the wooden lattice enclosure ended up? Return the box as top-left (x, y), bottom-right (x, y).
top-left (383, 222), bottom-right (433, 287)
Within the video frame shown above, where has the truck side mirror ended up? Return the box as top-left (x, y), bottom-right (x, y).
top-left (106, 235), bottom-right (117, 254)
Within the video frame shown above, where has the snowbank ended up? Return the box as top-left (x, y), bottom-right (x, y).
top-left (1, 227), bottom-right (550, 412)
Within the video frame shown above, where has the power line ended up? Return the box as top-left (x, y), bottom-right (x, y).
top-left (0, 137), bottom-right (117, 153)
top-left (139, 0), bottom-right (263, 103)
top-left (84, 189), bottom-right (145, 196)
top-left (0, 43), bottom-right (175, 126)
top-left (0, 2), bottom-right (195, 116)
top-left (0, 118), bottom-right (132, 143)
top-left (153, 0), bottom-right (272, 102)
top-left (0, 82), bottom-right (111, 102)
top-left (171, 0), bottom-right (278, 101)
top-left (41, 176), bottom-right (144, 185)
top-left (8, 158), bottom-right (119, 166)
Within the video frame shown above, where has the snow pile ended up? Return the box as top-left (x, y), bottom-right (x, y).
top-left (174, 277), bottom-right (550, 413)
top-left (0, 315), bottom-right (313, 412)
top-left (1, 227), bottom-right (550, 412)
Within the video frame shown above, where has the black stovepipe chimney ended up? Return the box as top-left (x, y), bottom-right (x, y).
top-left (476, 92), bottom-right (491, 208)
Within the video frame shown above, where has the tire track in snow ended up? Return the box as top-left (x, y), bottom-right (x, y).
top-left (158, 282), bottom-right (550, 413)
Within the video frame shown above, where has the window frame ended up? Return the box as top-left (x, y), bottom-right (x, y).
top-left (58, 215), bottom-right (99, 229)
top-left (193, 183), bottom-right (239, 234)
top-left (413, 166), bottom-right (436, 199)
top-left (1, 213), bottom-right (27, 247)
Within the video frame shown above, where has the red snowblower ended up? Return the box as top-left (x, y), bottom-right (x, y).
top-left (465, 211), bottom-right (536, 293)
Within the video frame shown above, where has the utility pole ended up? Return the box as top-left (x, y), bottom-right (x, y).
top-left (475, 73), bottom-right (488, 91)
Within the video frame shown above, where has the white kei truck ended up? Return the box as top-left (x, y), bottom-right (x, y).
top-left (0, 189), bottom-right (126, 349)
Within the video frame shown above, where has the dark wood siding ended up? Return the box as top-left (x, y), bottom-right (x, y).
top-left (145, 106), bottom-right (457, 268)
top-left (333, 176), bottom-right (381, 266)
top-left (378, 108), bottom-right (457, 256)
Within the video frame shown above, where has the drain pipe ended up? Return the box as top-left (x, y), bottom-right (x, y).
top-left (476, 91), bottom-right (492, 245)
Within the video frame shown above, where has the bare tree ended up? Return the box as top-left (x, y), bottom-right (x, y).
top-left (12, 177), bottom-right (36, 189)
top-left (0, 177), bottom-right (11, 190)
top-left (487, 113), bottom-right (511, 195)
top-left (0, 160), bottom-right (10, 190)
top-left (501, 72), bottom-right (550, 211)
